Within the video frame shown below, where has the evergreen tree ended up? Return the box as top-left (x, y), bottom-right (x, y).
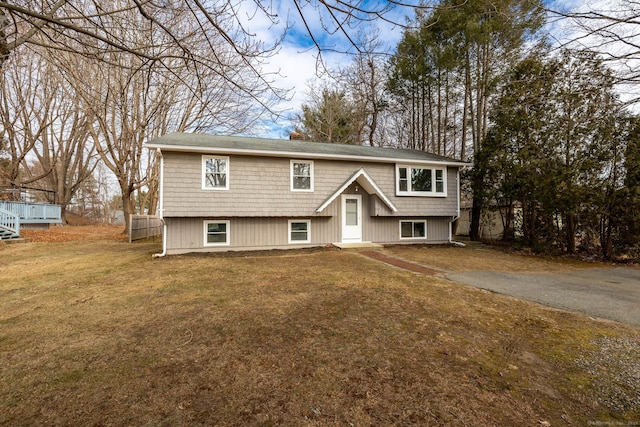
top-left (299, 86), bottom-right (362, 144)
top-left (387, 0), bottom-right (545, 240)
top-left (483, 49), bottom-right (628, 255)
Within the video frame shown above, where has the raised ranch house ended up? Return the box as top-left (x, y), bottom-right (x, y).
top-left (146, 133), bottom-right (468, 255)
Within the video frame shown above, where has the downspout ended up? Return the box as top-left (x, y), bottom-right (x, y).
top-left (153, 148), bottom-right (167, 258)
top-left (449, 167), bottom-right (465, 247)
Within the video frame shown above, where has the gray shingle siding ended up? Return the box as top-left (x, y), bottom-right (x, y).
top-left (162, 152), bottom-right (459, 218)
top-left (150, 133), bottom-right (466, 252)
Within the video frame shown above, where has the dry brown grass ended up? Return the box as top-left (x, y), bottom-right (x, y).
top-left (385, 244), bottom-right (608, 273)
top-left (1, 234), bottom-right (639, 426)
top-left (20, 224), bottom-right (127, 242)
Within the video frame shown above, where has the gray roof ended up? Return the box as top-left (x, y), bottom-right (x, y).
top-left (146, 132), bottom-right (468, 166)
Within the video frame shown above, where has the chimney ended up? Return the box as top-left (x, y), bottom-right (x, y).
top-left (289, 131), bottom-right (303, 140)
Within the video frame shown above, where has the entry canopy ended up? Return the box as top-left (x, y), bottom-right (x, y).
top-left (316, 168), bottom-right (398, 214)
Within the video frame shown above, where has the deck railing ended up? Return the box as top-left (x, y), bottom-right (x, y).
top-left (0, 201), bottom-right (62, 223)
top-left (0, 207), bottom-right (20, 236)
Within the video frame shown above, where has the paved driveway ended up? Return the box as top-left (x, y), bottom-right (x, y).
top-left (447, 268), bottom-right (640, 326)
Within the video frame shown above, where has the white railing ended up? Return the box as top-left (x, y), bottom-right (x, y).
top-left (0, 201), bottom-right (62, 222)
top-left (0, 207), bottom-right (20, 236)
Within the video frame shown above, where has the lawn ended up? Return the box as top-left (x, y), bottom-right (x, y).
top-left (1, 228), bottom-right (639, 426)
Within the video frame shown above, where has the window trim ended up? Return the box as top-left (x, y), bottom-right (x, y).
top-left (202, 155), bottom-right (230, 190)
top-left (290, 160), bottom-right (314, 192)
top-left (399, 220), bottom-right (427, 240)
top-left (396, 165), bottom-right (447, 197)
top-left (203, 220), bottom-right (230, 246)
top-left (288, 219), bottom-right (311, 244)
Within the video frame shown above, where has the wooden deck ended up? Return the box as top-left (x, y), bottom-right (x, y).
top-left (0, 201), bottom-right (62, 239)
top-left (0, 201), bottom-right (62, 224)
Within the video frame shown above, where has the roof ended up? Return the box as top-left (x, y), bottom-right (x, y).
top-left (316, 168), bottom-right (398, 213)
top-left (146, 133), bottom-right (469, 167)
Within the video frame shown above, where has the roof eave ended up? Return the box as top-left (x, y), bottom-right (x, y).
top-left (145, 142), bottom-right (470, 167)
top-left (316, 168), bottom-right (398, 213)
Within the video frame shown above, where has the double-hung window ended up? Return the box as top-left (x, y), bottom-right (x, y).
top-left (396, 165), bottom-right (446, 196)
top-left (204, 220), bottom-right (230, 246)
top-left (202, 156), bottom-right (229, 190)
top-left (288, 220), bottom-right (310, 243)
top-left (400, 220), bottom-right (427, 239)
top-left (291, 160), bottom-right (314, 192)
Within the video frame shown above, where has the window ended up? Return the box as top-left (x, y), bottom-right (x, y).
top-left (435, 169), bottom-right (444, 193)
top-left (289, 220), bottom-right (310, 243)
top-left (204, 221), bottom-right (230, 246)
top-left (396, 165), bottom-right (446, 196)
top-left (291, 160), bottom-right (314, 192)
top-left (203, 156), bottom-right (229, 190)
top-left (400, 220), bottom-right (427, 239)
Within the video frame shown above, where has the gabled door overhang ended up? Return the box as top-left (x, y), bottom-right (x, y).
top-left (316, 168), bottom-right (398, 214)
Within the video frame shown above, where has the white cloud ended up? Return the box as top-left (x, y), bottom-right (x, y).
top-left (237, 2), bottom-right (416, 138)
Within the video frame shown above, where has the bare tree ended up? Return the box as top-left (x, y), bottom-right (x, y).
top-left (47, 3), bottom-right (277, 232)
top-left (0, 1), bottom-right (429, 92)
top-left (0, 45), bottom-right (51, 191)
top-left (547, 0), bottom-right (640, 101)
top-left (0, 45), bottom-right (97, 216)
top-left (334, 31), bottom-right (389, 146)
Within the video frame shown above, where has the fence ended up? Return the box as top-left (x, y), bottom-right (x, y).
top-left (129, 215), bottom-right (163, 243)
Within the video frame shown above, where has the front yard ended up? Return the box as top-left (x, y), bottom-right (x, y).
top-left (1, 229), bottom-right (638, 425)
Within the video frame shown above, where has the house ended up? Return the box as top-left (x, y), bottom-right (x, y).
top-left (145, 133), bottom-right (469, 255)
top-left (456, 200), bottom-right (523, 241)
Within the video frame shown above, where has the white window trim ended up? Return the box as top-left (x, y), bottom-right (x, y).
top-left (399, 220), bottom-right (428, 240)
top-left (290, 160), bottom-right (314, 192)
top-left (288, 219), bottom-right (311, 244)
top-left (203, 220), bottom-right (230, 246)
top-left (396, 164), bottom-right (447, 197)
top-left (202, 155), bottom-right (230, 190)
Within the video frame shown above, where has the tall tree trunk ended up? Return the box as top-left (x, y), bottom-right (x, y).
top-left (565, 212), bottom-right (576, 254)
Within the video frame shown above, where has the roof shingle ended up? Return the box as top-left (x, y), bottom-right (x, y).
top-left (146, 132), bottom-right (469, 166)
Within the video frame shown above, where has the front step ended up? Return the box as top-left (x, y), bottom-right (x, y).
top-left (0, 228), bottom-right (19, 240)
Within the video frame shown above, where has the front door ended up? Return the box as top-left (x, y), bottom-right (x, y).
top-left (341, 194), bottom-right (362, 242)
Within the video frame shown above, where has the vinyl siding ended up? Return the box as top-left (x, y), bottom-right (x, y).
top-left (164, 215), bottom-right (451, 254)
top-left (165, 217), bottom-right (336, 254)
top-left (162, 151), bottom-right (459, 218)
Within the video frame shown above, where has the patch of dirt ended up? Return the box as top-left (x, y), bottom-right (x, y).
top-left (20, 225), bottom-right (127, 243)
top-left (359, 250), bottom-right (445, 275)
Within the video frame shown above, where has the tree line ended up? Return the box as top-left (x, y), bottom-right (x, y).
top-left (297, 0), bottom-right (640, 260)
top-left (1, 1), bottom-right (639, 259)
top-left (0, 1), bottom-right (284, 232)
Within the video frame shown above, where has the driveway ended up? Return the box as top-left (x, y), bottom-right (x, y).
top-left (447, 268), bottom-right (640, 326)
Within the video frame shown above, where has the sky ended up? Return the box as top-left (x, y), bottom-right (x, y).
top-left (235, 0), bottom-right (640, 138)
top-left (234, 1), bottom-right (419, 138)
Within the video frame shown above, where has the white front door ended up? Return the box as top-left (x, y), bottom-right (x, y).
top-left (341, 194), bottom-right (362, 242)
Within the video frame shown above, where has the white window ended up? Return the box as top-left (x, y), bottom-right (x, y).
top-left (202, 156), bottom-right (229, 190)
top-left (204, 220), bottom-right (230, 246)
top-left (291, 160), bottom-right (314, 192)
top-left (288, 220), bottom-right (311, 243)
top-left (400, 220), bottom-right (427, 239)
top-left (396, 165), bottom-right (446, 196)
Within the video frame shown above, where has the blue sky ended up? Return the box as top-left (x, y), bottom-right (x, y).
top-left (236, 1), bottom-right (419, 137)
top-left (237, 0), bottom-right (635, 138)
